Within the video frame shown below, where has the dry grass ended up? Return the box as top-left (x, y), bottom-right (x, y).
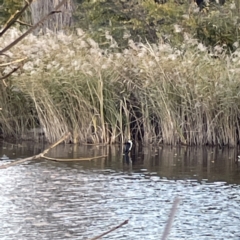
top-left (1, 28), bottom-right (240, 145)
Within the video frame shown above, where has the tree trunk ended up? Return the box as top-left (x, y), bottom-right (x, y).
top-left (30, 0), bottom-right (74, 33)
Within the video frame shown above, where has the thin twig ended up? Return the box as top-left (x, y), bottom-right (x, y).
top-left (0, 66), bottom-right (21, 81)
top-left (2, 79), bottom-right (7, 87)
top-left (161, 197), bottom-right (181, 240)
top-left (0, 0), bottom-right (68, 54)
top-left (0, 57), bottom-right (27, 67)
top-left (88, 219), bottom-right (129, 240)
top-left (0, 0), bottom-right (34, 37)
top-left (0, 132), bottom-right (71, 169)
top-left (16, 20), bottom-right (33, 27)
top-left (0, 53), bottom-right (11, 58)
top-left (42, 155), bottom-right (107, 162)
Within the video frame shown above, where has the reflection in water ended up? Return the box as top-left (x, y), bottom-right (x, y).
top-left (0, 141), bottom-right (240, 239)
top-left (123, 153), bottom-right (132, 173)
top-left (124, 153), bottom-right (132, 165)
top-left (127, 145), bottom-right (240, 184)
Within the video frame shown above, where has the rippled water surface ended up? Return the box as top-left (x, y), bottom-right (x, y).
top-left (0, 142), bottom-right (240, 239)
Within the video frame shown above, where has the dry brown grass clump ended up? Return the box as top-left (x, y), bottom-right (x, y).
top-left (1, 28), bottom-right (240, 146)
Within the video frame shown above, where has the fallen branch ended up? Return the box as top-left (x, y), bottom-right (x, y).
top-left (0, 132), bottom-right (71, 169)
top-left (42, 155), bottom-right (107, 162)
top-left (161, 197), bottom-right (181, 240)
top-left (88, 219), bottom-right (129, 240)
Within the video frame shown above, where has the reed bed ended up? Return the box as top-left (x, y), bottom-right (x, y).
top-left (1, 28), bottom-right (240, 145)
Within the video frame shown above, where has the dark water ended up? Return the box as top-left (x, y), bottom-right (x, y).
top-left (0, 141), bottom-right (240, 239)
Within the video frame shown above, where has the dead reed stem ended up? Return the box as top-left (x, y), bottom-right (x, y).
top-left (88, 219), bottom-right (129, 240)
top-left (2, 19), bottom-right (240, 145)
top-left (0, 57), bottom-right (27, 67)
top-left (161, 197), bottom-right (181, 240)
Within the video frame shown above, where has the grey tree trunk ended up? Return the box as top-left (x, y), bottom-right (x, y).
top-left (30, 0), bottom-right (74, 33)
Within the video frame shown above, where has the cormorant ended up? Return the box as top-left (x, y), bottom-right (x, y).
top-left (124, 140), bottom-right (133, 154)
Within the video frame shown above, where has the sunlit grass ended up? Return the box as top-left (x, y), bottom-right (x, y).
top-left (1, 27), bottom-right (240, 145)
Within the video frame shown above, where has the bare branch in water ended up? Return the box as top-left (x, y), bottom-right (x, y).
top-left (88, 219), bottom-right (129, 240)
top-left (42, 155), bottom-right (107, 162)
top-left (0, 132), bottom-right (71, 169)
top-left (0, 132), bottom-right (108, 169)
top-left (161, 197), bottom-right (181, 240)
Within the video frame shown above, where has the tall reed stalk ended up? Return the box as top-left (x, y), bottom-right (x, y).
top-left (1, 28), bottom-right (240, 145)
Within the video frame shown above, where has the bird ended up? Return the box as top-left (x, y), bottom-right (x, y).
top-left (124, 139), bottom-right (133, 154)
top-left (234, 155), bottom-right (240, 165)
top-left (0, 154), bottom-right (9, 160)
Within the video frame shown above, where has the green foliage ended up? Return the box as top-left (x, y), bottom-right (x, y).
top-left (73, 0), bottom-right (189, 48)
top-left (185, 2), bottom-right (240, 51)
top-left (0, 0), bottom-right (24, 25)
top-left (2, 0), bottom-right (239, 50)
top-left (73, 0), bottom-right (240, 50)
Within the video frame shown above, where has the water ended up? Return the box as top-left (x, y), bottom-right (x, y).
top-left (0, 141), bottom-right (240, 239)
